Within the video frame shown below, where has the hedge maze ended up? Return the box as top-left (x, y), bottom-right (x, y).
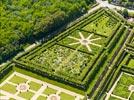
top-left (0, 8), bottom-right (134, 100)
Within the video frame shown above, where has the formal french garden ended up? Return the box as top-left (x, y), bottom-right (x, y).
top-left (0, 5), bottom-right (134, 100)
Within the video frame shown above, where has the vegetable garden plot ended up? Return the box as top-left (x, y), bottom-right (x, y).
top-left (24, 44), bottom-right (92, 81)
top-left (81, 13), bottom-right (118, 37)
top-left (0, 72), bottom-right (84, 100)
top-left (106, 72), bottom-right (134, 100)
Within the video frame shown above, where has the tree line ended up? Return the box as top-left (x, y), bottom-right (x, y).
top-left (0, 0), bottom-right (95, 64)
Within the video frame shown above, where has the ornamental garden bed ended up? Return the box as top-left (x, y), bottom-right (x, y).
top-left (1, 8), bottom-right (131, 99)
top-left (102, 29), bottom-right (134, 100)
top-left (12, 8), bottom-right (129, 91)
top-left (106, 72), bottom-right (134, 100)
top-left (13, 8), bottom-right (124, 90)
top-left (0, 70), bottom-right (84, 100)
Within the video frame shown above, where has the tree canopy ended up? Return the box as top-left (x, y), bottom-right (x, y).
top-left (0, 0), bottom-right (95, 63)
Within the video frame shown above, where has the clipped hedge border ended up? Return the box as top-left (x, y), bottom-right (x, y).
top-left (0, 63), bottom-right (13, 80)
top-left (107, 23), bottom-right (126, 52)
top-left (105, 22), bottom-right (122, 47)
top-left (81, 47), bottom-right (106, 82)
top-left (105, 8), bottom-right (126, 22)
top-left (121, 65), bottom-right (134, 74)
top-left (13, 59), bottom-right (87, 90)
top-left (88, 24), bottom-right (130, 99)
top-left (93, 31), bottom-right (132, 99)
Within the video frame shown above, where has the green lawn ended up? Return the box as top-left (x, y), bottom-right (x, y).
top-left (60, 92), bottom-right (75, 100)
top-left (0, 93), bottom-right (4, 96)
top-left (119, 73), bottom-right (134, 86)
top-left (9, 75), bottom-right (27, 84)
top-left (43, 87), bottom-right (57, 95)
top-left (18, 91), bottom-right (34, 99)
top-left (0, 83), bottom-right (16, 94)
top-left (109, 96), bottom-right (120, 100)
top-left (112, 83), bottom-right (130, 99)
top-left (29, 81), bottom-right (42, 91)
top-left (130, 93), bottom-right (134, 100)
top-left (37, 96), bottom-right (47, 100)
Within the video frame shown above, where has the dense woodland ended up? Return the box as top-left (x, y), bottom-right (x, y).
top-left (0, 0), bottom-right (95, 64)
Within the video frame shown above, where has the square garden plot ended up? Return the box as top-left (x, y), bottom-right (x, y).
top-left (0, 72), bottom-right (84, 100)
top-left (106, 72), bottom-right (134, 100)
top-left (128, 58), bottom-right (134, 68)
top-left (20, 44), bottom-right (92, 81)
top-left (123, 53), bottom-right (134, 70)
top-left (81, 12), bottom-right (118, 37)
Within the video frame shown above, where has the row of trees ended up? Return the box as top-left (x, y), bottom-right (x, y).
top-left (0, 0), bottom-right (95, 64)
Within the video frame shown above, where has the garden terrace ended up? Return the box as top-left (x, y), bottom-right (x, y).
top-left (12, 8), bottom-right (128, 93)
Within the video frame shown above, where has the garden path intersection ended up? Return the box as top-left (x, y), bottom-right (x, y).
top-left (0, 72), bottom-right (84, 100)
top-left (68, 32), bottom-right (102, 52)
top-left (106, 72), bottom-right (134, 100)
